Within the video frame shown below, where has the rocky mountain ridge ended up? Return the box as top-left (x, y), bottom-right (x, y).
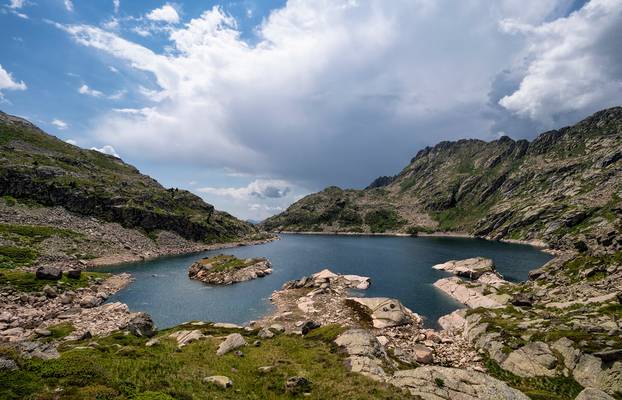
top-left (262, 107), bottom-right (622, 254)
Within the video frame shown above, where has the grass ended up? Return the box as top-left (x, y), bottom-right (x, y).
top-left (196, 254), bottom-right (262, 273)
top-left (0, 325), bottom-right (410, 400)
top-left (48, 323), bottom-right (76, 339)
top-left (0, 246), bottom-right (37, 268)
top-left (0, 270), bottom-right (110, 293)
top-left (363, 209), bottom-right (405, 233)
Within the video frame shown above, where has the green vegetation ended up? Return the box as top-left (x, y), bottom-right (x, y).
top-left (196, 254), bottom-right (264, 272)
top-left (485, 357), bottom-right (583, 400)
top-left (48, 323), bottom-right (76, 339)
top-left (0, 325), bottom-right (409, 400)
top-left (0, 246), bottom-right (37, 268)
top-left (364, 209), bottom-right (405, 233)
top-left (0, 270), bottom-right (110, 292)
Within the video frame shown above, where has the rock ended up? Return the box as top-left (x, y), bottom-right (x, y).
top-left (145, 338), bottom-right (160, 347)
top-left (301, 320), bottom-right (320, 335)
top-left (575, 388), bottom-right (616, 400)
top-left (59, 294), bottom-right (73, 304)
top-left (269, 324), bottom-right (285, 333)
top-left (432, 257), bottom-right (496, 279)
top-left (345, 297), bottom-right (415, 328)
top-left (79, 295), bottom-right (100, 308)
top-left (528, 267), bottom-right (546, 280)
top-left (593, 349), bottom-right (622, 362)
top-left (216, 333), bottom-right (247, 356)
top-left (0, 312), bottom-right (11, 322)
top-left (66, 269), bottom-right (82, 279)
top-left (0, 357), bottom-right (18, 371)
top-left (42, 285), bottom-right (58, 298)
top-left (126, 313), bottom-right (155, 337)
top-left (253, 340), bottom-right (261, 347)
top-left (258, 327), bottom-right (274, 339)
top-left (35, 266), bottom-right (62, 280)
top-left (573, 353), bottom-right (622, 394)
top-left (389, 366), bottom-right (530, 400)
top-left (334, 329), bottom-right (388, 380)
top-left (434, 277), bottom-right (504, 309)
top-left (511, 293), bottom-right (533, 307)
top-left (204, 375), bottom-right (233, 389)
top-left (188, 255), bottom-right (272, 285)
top-left (342, 274), bottom-right (371, 289)
top-left (501, 342), bottom-right (557, 377)
top-left (313, 269), bottom-right (338, 280)
top-left (258, 366), bottom-right (273, 373)
top-left (412, 344), bottom-right (434, 364)
top-left (34, 328), bottom-right (52, 337)
top-left (438, 309), bottom-right (467, 332)
top-left (169, 330), bottom-right (205, 347)
top-left (213, 322), bottom-right (242, 329)
top-left (234, 350), bottom-right (244, 357)
top-left (552, 338), bottom-right (581, 370)
top-left (285, 376), bottom-right (311, 394)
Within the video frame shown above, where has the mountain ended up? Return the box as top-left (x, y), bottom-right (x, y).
top-left (262, 107), bottom-right (622, 253)
top-left (0, 111), bottom-right (257, 244)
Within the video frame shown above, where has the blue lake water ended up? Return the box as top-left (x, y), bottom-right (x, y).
top-left (101, 234), bottom-right (552, 329)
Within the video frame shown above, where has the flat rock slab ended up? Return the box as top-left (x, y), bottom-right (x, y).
top-left (434, 277), bottom-right (503, 309)
top-left (216, 333), bottom-right (247, 356)
top-left (501, 342), bottom-right (557, 378)
top-left (345, 297), bottom-right (418, 328)
top-left (432, 257), bottom-right (495, 279)
top-left (575, 388), bottom-right (617, 400)
top-left (389, 366), bottom-right (530, 400)
top-left (169, 330), bottom-right (206, 347)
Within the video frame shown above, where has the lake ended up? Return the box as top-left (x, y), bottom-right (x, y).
top-left (101, 234), bottom-right (552, 329)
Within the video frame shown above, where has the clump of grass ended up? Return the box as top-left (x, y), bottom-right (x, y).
top-left (0, 246), bottom-right (37, 268)
top-left (0, 270), bottom-right (110, 293)
top-left (434, 377), bottom-right (445, 388)
top-left (197, 254), bottom-right (262, 273)
top-left (48, 323), bottom-right (75, 339)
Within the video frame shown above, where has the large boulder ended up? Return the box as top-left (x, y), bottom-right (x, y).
top-left (575, 388), bottom-right (616, 400)
top-left (438, 309), bottom-right (467, 333)
top-left (389, 366), bottom-right (530, 400)
top-left (345, 297), bottom-right (417, 328)
top-left (35, 266), bottom-right (62, 280)
top-left (126, 313), bottom-right (155, 337)
top-left (169, 330), bottom-right (205, 347)
top-left (216, 333), bottom-right (247, 356)
top-left (501, 342), bottom-right (557, 378)
top-left (204, 375), bottom-right (233, 389)
top-left (334, 329), bottom-right (388, 381)
top-left (432, 257), bottom-right (495, 279)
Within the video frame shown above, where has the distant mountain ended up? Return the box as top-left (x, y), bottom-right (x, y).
top-left (0, 111), bottom-right (257, 243)
top-left (262, 107), bottom-right (622, 253)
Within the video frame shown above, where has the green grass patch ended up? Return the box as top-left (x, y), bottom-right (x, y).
top-left (0, 326), bottom-right (409, 400)
top-left (48, 323), bottom-right (76, 339)
top-left (195, 254), bottom-right (263, 273)
top-left (0, 270), bottom-right (110, 293)
top-left (364, 209), bottom-right (405, 233)
top-left (0, 246), bottom-right (37, 268)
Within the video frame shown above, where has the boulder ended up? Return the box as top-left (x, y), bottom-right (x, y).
top-left (345, 297), bottom-right (415, 328)
top-left (575, 388), bottom-right (616, 400)
top-left (432, 257), bottom-right (495, 279)
top-left (169, 330), bottom-right (205, 347)
top-left (285, 376), bottom-right (311, 394)
top-left (126, 313), bottom-right (155, 337)
top-left (412, 344), bottom-right (434, 364)
top-left (0, 357), bottom-right (18, 371)
top-left (213, 322), bottom-right (242, 329)
top-left (258, 327), bottom-right (274, 339)
top-left (35, 266), bottom-right (62, 280)
top-left (301, 320), bottom-right (320, 335)
top-left (389, 366), bottom-right (530, 400)
top-left (66, 269), bottom-right (82, 279)
top-left (216, 333), bottom-right (247, 356)
top-left (204, 375), bottom-right (233, 389)
top-left (501, 342), bottom-right (557, 377)
top-left (42, 285), bottom-right (57, 298)
top-left (438, 309), bottom-right (467, 333)
top-left (434, 277), bottom-right (504, 309)
top-left (334, 329), bottom-right (388, 380)
top-left (79, 295), bottom-right (100, 308)
top-left (34, 328), bottom-right (51, 337)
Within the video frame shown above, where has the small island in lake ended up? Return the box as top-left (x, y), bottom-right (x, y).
top-left (188, 254), bottom-right (272, 285)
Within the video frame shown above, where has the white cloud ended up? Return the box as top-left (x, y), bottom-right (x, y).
top-left (108, 89), bottom-right (126, 100)
top-left (64, 0), bottom-right (73, 12)
top-left (102, 17), bottom-right (119, 30)
top-left (78, 84), bottom-right (104, 97)
top-left (0, 64), bottom-right (27, 92)
top-left (8, 0), bottom-right (24, 9)
top-left (51, 119), bottom-right (68, 129)
top-left (60, 1), bottom-right (612, 189)
top-left (91, 145), bottom-right (120, 157)
top-left (113, 0), bottom-right (120, 13)
top-left (109, 66), bottom-right (119, 73)
top-left (198, 179), bottom-right (292, 200)
top-left (499, 0), bottom-right (622, 125)
top-left (65, 139), bottom-right (78, 145)
top-left (146, 4), bottom-right (179, 24)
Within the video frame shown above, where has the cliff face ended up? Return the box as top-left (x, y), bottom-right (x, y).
top-left (262, 107), bottom-right (622, 252)
top-left (0, 111), bottom-right (257, 243)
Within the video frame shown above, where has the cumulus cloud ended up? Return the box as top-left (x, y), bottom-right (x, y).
top-left (146, 4), bottom-right (179, 24)
top-left (91, 145), bottom-right (120, 157)
top-left (59, 0), bottom-right (615, 189)
top-left (51, 119), bottom-right (68, 129)
top-left (198, 179), bottom-right (291, 200)
top-left (78, 84), bottom-right (103, 97)
top-left (498, 0), bottom-right (622, 126)
top-left (0, 64), bottom-right (26, 95)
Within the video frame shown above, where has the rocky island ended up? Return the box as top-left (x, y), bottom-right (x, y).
top-left (188, 254), bottom-right (273, 285)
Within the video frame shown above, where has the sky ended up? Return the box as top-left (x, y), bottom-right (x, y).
top-left (1, 0), bottom-right (621, 221)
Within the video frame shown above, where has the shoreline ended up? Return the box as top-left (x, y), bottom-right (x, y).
top-left (88, 236), bottom-right (279, 268)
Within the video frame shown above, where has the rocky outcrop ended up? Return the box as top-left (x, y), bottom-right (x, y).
top-left (500, 342), bottom-right (557, 378)
top-left (434, 277), bottom-right (504, 309)
top-left (334, 329), bottom-right (389, 381)
top-left (575, 388), bottom-right (617, 400)
top-left (432, 257), bottom-right (495, 279)
top-left (345, 297), bottom-right (418, 328)
top-left (188, 255), bottom-right (272, 285)
top-left (389, 366), bottom-right (530, 400)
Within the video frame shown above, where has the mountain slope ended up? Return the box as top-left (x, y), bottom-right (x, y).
top-left (0, 111), bottom-right (257, 244)
top-left (262, 107), bottom-right (622, 252)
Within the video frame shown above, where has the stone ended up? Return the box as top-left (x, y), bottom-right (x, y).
top-left (258, 327), bottom-right (274, 339)
top-left (258, 366), bottom-right (274, 373)
top-left (438, 309), bottom-right (467, 332)
top-left (575, 388), bottom-right (616, 400)
top-left (0, 357), bottom-right (18, 371)
top-left (269, 324), bottom-right (285, 333)
top-left (301, 320), bottom-right (320, 335)
top-left (412, 344), bottom-right (434, 364)
top-left (334, 329), bottom-right (388, 380)
top-left (126, 313), bottom-right (155, 337)
top-left (66, 269), bottom-right (82, 279)
top-left (213, 322), bottom-right (242, 329)
top-left (389, 366), bottom-right (530, 400)
top-left (234, 350), bottom-right (244, 357)
top-left (432, 257), bottom-right (496, 279)
top-left (593, 349), bottom-right (622, 363)
top-left (345, 297), bottom-right (415, 328)
top-left (285, 376), bottom-right (311, 394)
top-left (42, 285), bottom-right (58, 298)
top-left (216, 333), bottom-right (247, 356)
top-left (501, 342), bottom-right (557, 378)
top-left (204, 375), bottom-right (233, 389)
top-left (34, 328), bottom-right (52, 337)
top-left (79, 295), bottom-right (100, 308)
top-left (434, 277), bottom-right (504, 309)
top-left (59, 294), bottom-right (73, 304)
top-left (511, 293), bottom-right (533, 307)
top-left (145, 338), bottom-right (160, 347)
top-left (35, 266), bottom-right (62, 280)
top-left (169, 330), bottom-right (205, 347)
